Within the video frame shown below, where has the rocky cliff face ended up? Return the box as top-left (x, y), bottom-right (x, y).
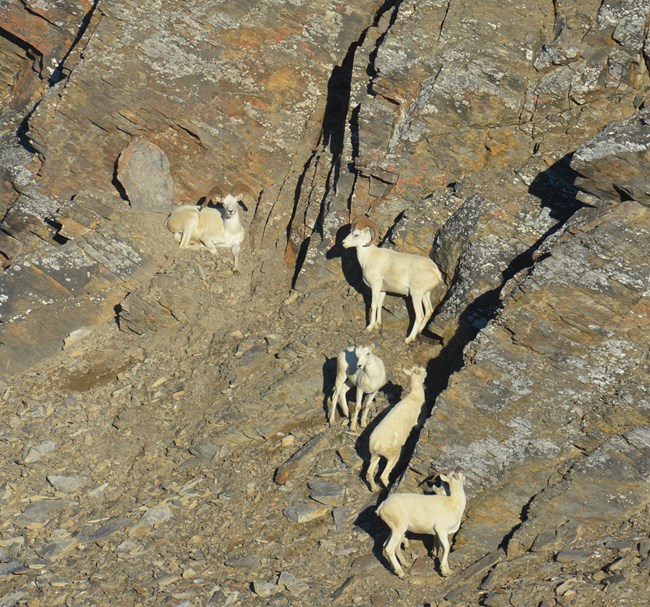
top-left (0, 1), bottom-right (648, 606)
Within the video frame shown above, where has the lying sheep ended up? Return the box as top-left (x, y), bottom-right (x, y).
top-left (328, 343), bottom-right (387, 431)
top-left (366, 366), bottom-right (427, 491)
top-left (376, 470), bottom-right (467, 578)
top-left (342, 216), bottom-right (443, 344)
top-left (165, 186), bottom-right (247, 271)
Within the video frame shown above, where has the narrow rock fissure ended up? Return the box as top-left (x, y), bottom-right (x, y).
top-left (287, 0), bottom-right (405, 283)
top-left (500, 493), bottom-right (537, 554)
top-left (366, 0), bottom-right (403, 93)
top-left (48, 0), bottom-right (102, 86)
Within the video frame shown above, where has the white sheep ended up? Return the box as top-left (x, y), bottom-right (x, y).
top-left (366, 366), bottom-right (427, 491)
top-left (342, 216), bottom-right (443, 344)
top-left (376, 470), bottom-right (466, 578)
top-left (165, 186), bottom-right (247, 271)
top-left (328, 343), bottom-right (387, 431)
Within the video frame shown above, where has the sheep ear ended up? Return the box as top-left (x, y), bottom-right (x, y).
top-left (369, 343), bottom-right (376, 352)
top-left (440, 473), bottom-right (450, 483)
top-left (404, 367), bottom-right (413, 376)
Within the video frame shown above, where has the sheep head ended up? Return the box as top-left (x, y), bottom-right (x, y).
top-left (440, 469), bottom-right (465, 487)
top-left (354, 343), bottom-right (376, 370)
top-left (342, 215), bottom-right (380, 248)
top-left (229, 183), bottom-right (260, 213)
top-left (404, 366), bottom-right (427, 385)
top-left (205, 184), bottom-right (257, 216)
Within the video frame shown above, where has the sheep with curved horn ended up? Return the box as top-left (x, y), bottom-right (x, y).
top-left (342, 216), bottom-right (443, 343)
top-left (166, 185), bottom-right (250, 271)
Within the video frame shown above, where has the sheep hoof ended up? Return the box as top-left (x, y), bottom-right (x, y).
top-left (440, 568), bottom-right (451, 578)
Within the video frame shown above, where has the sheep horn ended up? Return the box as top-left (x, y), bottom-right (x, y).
top-left (231, 182), bottom-right (258, 203)
top-left (206, 185), bottom-right (224, 205)
top-left (351, 215), bottom-right (379, 244)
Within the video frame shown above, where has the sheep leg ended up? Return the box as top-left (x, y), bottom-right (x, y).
top-left (231, 242), bottom-right (241, 272)
top-left (338, 384), bottom-right (351, 420)
top-left (435, 528), bottom-right (452, 577)
top-left (379, 455), bottom-right (399, 488)
top-left (200, 237), bottom-right (219, 255)
top-left (327, 391), bottom-right (338, 425)
top-left (405, 294), bottom-right (424, 344)
top-left (350, 388), bottom-right (364, 431)
top-left (419, 293), bottom-right (433, 334)
top-left (375, 291), bottom-right (386, 327)
top-left (395, 537), bottom-right (411, 567)
top-left (179, 215), bottom-right (199, 248)
top-left (383, 528), bottom-right (407, 578)
top-left (366, 288), bottom-right (385, 331)
top-left (359, 391), bottom-right (378, 428)
top-left (432, 533), bottom-right (441, 560)
top-left (366, 287), bottom-right (380, 331)
top-left (366, 455), bottom-right (381, 491)
top-left (329, 383), bottom-right (350, 425)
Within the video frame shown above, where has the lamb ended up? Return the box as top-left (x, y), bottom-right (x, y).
top-left (165, 186), bottom-right (247, 271)
top-left (328, 343), bottom-right (387, 431)
top-left (366, 366), bottom-right (426, 491)
top-left (341, 216), bottom-right (443, 344)
top-left (376, 470), bottom-right (466, 578)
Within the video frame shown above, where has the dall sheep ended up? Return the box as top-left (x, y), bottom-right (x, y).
top-left (366, 366), bottom-right (426, 491)
top-left (165, 186), bottom-right (247, 271)
top-left (342, 216), bottom-right (443, 344)
top-left (328, 343), bottom-right (387, 431)
top-left (376, 470), bottom-right (466, 578)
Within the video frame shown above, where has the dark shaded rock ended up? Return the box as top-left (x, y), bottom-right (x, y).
top-left (431, 193), bottom-right (486, 284)
top-left (571, 106), bottom-right (650, 207)
top-left (458, 549), bottom-right (504, 582)
top-left (274, 433), bottom-right (329, 485)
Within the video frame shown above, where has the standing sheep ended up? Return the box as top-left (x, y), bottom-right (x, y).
top-left (341, 216), bottom-right (443, 344)
top-left (366, 366), bottom-right (427, 491)
top-left (328, 343), bottom-right (387, 431)
top-left (376, 470), bottom-right (467, 578)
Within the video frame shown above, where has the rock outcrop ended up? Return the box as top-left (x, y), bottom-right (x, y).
top-left (0, 1), bottom-right (648, 606)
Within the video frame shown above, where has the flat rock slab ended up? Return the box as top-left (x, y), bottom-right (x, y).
top-left (278, 571), bottom-right (310, 595)
top-left (308, 479), bottom-right (346, 507)
top-left (46, 474), bottom-right (89, 493)
top-left (15, 499), bottom-right (73, 529)
top-left (283, 502), bottom-right (330, 524)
